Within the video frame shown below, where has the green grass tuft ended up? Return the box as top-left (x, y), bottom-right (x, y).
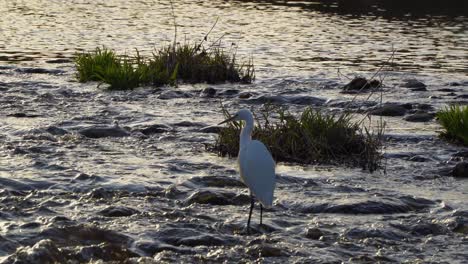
top-left (437, 104), bottom-right (468, 146)
top-left (74, 44), bottom-right (254, 90)
top-left (211, 106), bottom-right (384, 172)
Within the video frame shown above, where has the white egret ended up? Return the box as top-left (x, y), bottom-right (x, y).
top-left (219, 109), bottom-right (276, 233)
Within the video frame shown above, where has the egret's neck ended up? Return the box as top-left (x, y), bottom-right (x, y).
top-left (240, 117), bottom-right (254, 149)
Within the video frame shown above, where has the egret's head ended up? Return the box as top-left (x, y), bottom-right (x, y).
top-left (219, 109), bottom-right (253, 125)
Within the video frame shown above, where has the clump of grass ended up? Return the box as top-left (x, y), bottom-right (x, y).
top-left (74, 43), bottom-right (254, 90)
top-left (211, 106), bottom-right (383, 172)
top-left (75, 47), bottom-right (119, 82)
top-left (437, 104), bottom-right (468, 146)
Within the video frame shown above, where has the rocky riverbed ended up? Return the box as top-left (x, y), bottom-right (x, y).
top-left (1, 0), bottom-right (468, 263)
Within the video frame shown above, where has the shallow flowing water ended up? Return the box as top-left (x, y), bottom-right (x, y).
top-left (0, 0), bottom-right (467, 263)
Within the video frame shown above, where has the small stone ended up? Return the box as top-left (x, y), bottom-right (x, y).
top-left (370, 104), bottom-right (408, 116)
top-left (79, 126), bottom-right (130, 138)
top-left (403, 79), bottom-right (426, 89)
top-left (157, 90), bottom-right (191, 100)
top-left (46, 126), bottom-right (69, 136)
top-left (239, 92), bottom-right (252, 99)
top-left (452, 162), bottom-right (468, 178)
top-left (404, 113), bottom-right (434, 122)
top-left (98, 206), bottom-right (139, 217)
top-left (247, 244), bottom-right (284, 257)
top-left (199, 126), bottom-right (222, 133)
top-left (343, 77), bottom-right (380, 91)
top-left (200, 87), bottom-right (216, 98)
top-left (408, 155), bottom-right (429, 162)
top-left (220, 89), bottom-right (239, 96)
top-left (305, 228), bottom-right (324, 240)
top-left (138, 124), bottom-right (172, 135)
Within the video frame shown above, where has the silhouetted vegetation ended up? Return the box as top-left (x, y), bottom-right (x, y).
top-left (211, 106), bottom-right (384, 172)
top-left (437, 104), bottom-right (468, 146)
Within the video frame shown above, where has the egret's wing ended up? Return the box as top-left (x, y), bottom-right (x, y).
top-left (239, 140), bottom-right (276, 207)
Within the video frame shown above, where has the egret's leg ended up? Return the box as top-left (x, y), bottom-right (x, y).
top-left (260, 204), bottom-right (263, 225)
top-left (247, 195), bottom-right (254, 233)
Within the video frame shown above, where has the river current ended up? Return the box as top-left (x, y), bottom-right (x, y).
top-left (0, 0), bottom-right (467, 263)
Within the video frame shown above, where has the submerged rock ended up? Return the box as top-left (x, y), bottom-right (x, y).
top-left (185, 176), bottom-right (246, 188)
top-left (305, 228), bottom-right (324, 240)
top-left (98, 206), bottom-right (140, 217)
top-left (137, 124), bottom-right (172, 135)
top-left (199, 126), bottom-right (222, 133)
top-left (3, 239), bottom-right (64, 263)
top-left (79, 126), bottom-right (130, 138)
top-left (158, 90), bottom-right (191, 100)
top-left (247, 244), bottom-right (285, 257)
top-left (185, 190), bottom-right (249, 206)
top-left (370, 104), bottom-right (408, 116)
top-left (404, 112), bottom-right (435, 122)
top-left (45, 126), bottom-right (69, 136)
top-left (342, 77), bottom-right (380, 91)
top-left (289, 96), bottom-right (326, 106)
top-left (14, 67), bottom-right (65, 74)
top-left (200, 87), bottom-right (216, 98)
top-left (452, 162), bottom-right (468, 178)
top-left (403, 79), bottom-right (427, 89)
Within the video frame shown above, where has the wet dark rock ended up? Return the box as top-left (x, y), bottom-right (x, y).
top-left (137, 124), bottom-right (172, 135)
top-left (369, 104), bottom-right (408, 116)
top-left (326, 99), bottom-right (378, 109)
top-left (403, 79), bottom-right (426, 89)
top-left (7, 112), bottom-right (41, 118)
top-left (0, 235), bottom-right (19, 255)
top-left (3, 239), bottom-right (64, 263)
top-left (219, 89), bottom-right (239, 96)
top-left (301, 196), bottom-right (434, 214)
top-left (200, 87), bottom-right (216, 97)
top-left (45, 59), bottom-right (72, 64)
top-left (344, 227), bottom-right (406, 240)
top-left (448, 82), bottom-right (460, 86)
top-left (40, 224), bottom-right (132, 246)
top-left (453, 151), bottom-right (468, 158)
top-left (305, 228), bottom-right (324, 240)
top-left (0, 178), bottom-right (34, 191)
top-left (457, 94), bottom-right (468, 99)
top-left (20, 222), bottom-right (41, 229)
top-left (158, 90), bottom-right (191, 100)
top-left (239, 92), bottom-right (253, 99)
top-left (79, 126), bottom-right (130, 138)
top-left (98, 206), bottom-right (139, 217)
top-left (85, 188), bottom-right (115, 199)
top-left (342, 77), bottom-right (380, 91)
top-left (135, 241), bottom-right (195, 255)
top-left (72, 243), bottom-right (139, 262)
top-left (452, 162), bottom-right (468, 178)
top-left (245, 95), bottom-right (289, 104)
top-left (438, 88), bottom-right (456, 92)
top-left (172, 121), bottom-right (206, 128)
top-left (185, 190), bottom-right (249, 206)
top-left (289, 96), bottom-right (326, 106)
top-left (186, 176), bottom-right (246, 188)
top-left (199, 126), bottom-right (222, 133)
top-left (408, 155), bottom-right (430, 162)
top-left (14, 67), bottom-right (65, 74)
top-left (411, 223), bottom-right (446, 236)
top-left (73, 173), bottom-right (100, 181)
top-left (404, 112), bottom-right (434, 122)
top-left (177, 234), bottom-right (227, 247)
top-left (247, 244), bottom-right (285, 257)
top-left (45, 126), bottom-right (69, 136)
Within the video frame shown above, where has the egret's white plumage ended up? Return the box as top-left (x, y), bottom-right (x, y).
top-left (219, 109), bottom-right (276, 232)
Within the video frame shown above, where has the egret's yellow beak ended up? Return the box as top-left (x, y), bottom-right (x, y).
top-left (218, 115), bottom-right (236, 125)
